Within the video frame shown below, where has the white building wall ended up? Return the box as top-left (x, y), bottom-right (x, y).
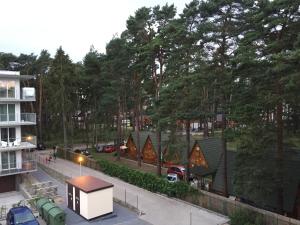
top-left (16, 126), bottom-right (21, 142)
top-left (15, 103), bottom-right (20, 121)
top-left (15, 79), bottom-right (20, 99)
top-left (80, 191), bottom-right (88, 219)
top-left (16, 150), bottom-right (22, 169)
top-left (87, 188), bottom-right (113, 219)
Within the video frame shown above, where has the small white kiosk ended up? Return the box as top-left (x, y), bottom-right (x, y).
top-left (66, 175), bottom-right (113, 220)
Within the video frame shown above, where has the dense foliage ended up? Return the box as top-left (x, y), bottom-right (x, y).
top-left (229, 210), bottom-right (264, 225)
top-left (97, 158), bottom-right (196, 198)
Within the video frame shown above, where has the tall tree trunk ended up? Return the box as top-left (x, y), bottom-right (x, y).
top-left (62, 101), bottom-right (67, 148)
top-left (38, 75), bottom-right (43, 143)
top-left (276, 84), bottom-right (284, 214)
top-left (116, 96), bottom-right (121, 161)
top-left (85, 117), bottom-right (89, 149)
top-left (221, 112), bottom-right (228, 197)
top-left (186, 120), bottom-right (191, 182)
top-left (157, 127), bottom-right (162, 176)
top-left (203, 117), bottom-right (209, 138)
top-left (136, 103), bottom-right (141, 167)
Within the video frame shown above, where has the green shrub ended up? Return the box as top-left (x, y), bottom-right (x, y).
top-left (230, 209), bottom-right (264, 225)
top-left (96, 158), bottom-right (196, 199)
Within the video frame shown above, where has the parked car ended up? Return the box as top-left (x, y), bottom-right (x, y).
top-left (74, 149), bottom-right (82, 154)
top-left (36, 143), bottom-right (46, 150)
top-left (74, 149), bottom-right (93, 158)
top-left (102, 145), bottom-right (116, 153)
top-left (96, 144), bottom-right (105, 153)
top-left (167, 173), bottom-right (179, 183)
top-left (167, 165), bottom-right (186, 180)
top-left (81, 149), bottom-right (91, 156)
top-left (6, 206), bottom-right (39, 225)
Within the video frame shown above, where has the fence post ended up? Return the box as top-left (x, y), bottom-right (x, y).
top-left (137, 195), bottom-right (138, 210)
top-left (125, 189), bottom-right (127, 205)
top-left (190, 211), bottom-right (192, 225)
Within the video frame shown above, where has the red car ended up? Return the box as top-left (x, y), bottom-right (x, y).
top-left (103, 145), bottom-right (116, 153)
top-left (167, 166), bottom-right (186, 180)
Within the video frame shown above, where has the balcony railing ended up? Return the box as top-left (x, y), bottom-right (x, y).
top-left (21, 87), bottom-right (35, 101)
top-left (0, 160), bottom-right (37, 176)
top-left (0, 136), bottom-right (37, 149)
top-left (0, 88), bottom-right (36, 101)
top-left (0, 113), bottom-right (36, 124)
top-left (21, 135), bottom-right (37, 146)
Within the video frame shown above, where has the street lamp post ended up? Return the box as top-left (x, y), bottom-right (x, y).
top-left (78, 156), bottom-right (83, 176)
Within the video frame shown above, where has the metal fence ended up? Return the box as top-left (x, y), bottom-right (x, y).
top-left (186, 190), bottom-right (300, 225)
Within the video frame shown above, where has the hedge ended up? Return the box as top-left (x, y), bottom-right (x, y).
top-left (229, 209), bottom-right (264, 225)
top-left (97, 158), bottom-right (197, 198)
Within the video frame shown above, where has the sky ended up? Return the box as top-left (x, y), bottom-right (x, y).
top-left (0, 0), bottom-right (191, 62)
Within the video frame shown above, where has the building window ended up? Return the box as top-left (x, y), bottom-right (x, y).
top-left (22, 87), bottom-right (35, 99)
top-left (1, 151), bottom-right (16, 170)
top-left (0, 81), bottom-right (15, 98)
top-left (1, 128), bottom-right (16, 143)
top-left (0, 104), bottom-right (15, 122)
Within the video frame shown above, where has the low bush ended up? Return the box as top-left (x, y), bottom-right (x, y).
top-left (97, 158), bottom-right (197, 198)
top-left (230, 209), bottom-right (264, 225)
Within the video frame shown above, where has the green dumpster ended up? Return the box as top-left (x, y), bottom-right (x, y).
top-left (36, 198), bottom-right (51, 217)
top-left (42, 202), bottom-right (57, 222)
top-left (48, 207), bottom-right (66, 225)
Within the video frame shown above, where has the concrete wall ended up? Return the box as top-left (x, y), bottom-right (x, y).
top-left (185, 190), bottom-right (300, 225)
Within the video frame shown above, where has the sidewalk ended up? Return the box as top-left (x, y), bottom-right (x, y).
top-left (37, 153), bottom-right (228, 225)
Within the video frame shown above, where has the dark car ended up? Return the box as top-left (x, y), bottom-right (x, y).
top-left (81, 149), bottom-right (91, 157)
top-left (6, 206), bottom-right (39, 225)
top-left (74, 149), bottom-right (82, 154)
top-left (36, 143), bottom-right (46, 150)
top-left (167, 166), bottom-right (186, 180)
top-left (74, 149), bottom-right (93, 158)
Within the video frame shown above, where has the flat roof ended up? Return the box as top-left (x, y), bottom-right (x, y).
top-left (66, 176), bottom-right (113, 193)
top-left (0, 70), bottom-right (20, 76)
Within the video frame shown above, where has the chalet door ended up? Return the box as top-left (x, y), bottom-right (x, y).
top-left (67, 184), bottom-right (73, 210)
top-left (75, 187), bottom-right (80, 214)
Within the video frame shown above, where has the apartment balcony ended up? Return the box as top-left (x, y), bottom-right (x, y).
top-left (0, 113), bottom-right (36, 126)
top-left (0, 160), bottom-right (37, 177)
top-left (0, 136), bottom-right (37, 151)
top-left (0, 87), bottom-right (36, 102)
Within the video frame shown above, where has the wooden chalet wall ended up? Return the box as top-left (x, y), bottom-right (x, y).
top-left (189, 142), bottom-right (208, 168)
top-left (125, 135), bottom-right (137, 160)
top-left (142, 135), bottom-right (157, 164)
top-left (163, 147), bottom-right (180, 166)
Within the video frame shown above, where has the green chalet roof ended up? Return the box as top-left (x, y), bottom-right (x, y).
top-left (130, 131), bottom-right (169, 151)
top-left (212, 149), bottom-right (300, 214)
top-left (190, 138), bottom-right (223, 176)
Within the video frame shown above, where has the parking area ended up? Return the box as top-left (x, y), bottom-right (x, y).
top-left (31, 168), bottom-right (151, 225)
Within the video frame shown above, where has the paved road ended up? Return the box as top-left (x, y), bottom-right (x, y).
top-left (37, 153), bottom-right (228, 225)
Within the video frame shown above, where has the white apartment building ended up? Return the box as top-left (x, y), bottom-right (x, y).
top-left (0, 70), bottom-right (37, 193)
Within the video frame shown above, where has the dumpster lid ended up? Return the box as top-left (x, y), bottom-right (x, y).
top-left (42, 202), bottom-right (56, 211)
top-left (66, 176), bottom-right (113, 193)
top-left (49, 207), bottom-right (65, 217)
top-left (36, 198), bottom-right (50, 206)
